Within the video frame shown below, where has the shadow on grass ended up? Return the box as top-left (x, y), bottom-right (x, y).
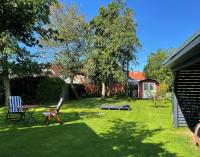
top-left (0, 119), bottom-right (177, 157)
top-left (150, 104), bottom-right (171, 108)
top-left (154, 105), bottom-right (170, 108)
top-left (100, 120), bottom-right (177, 157)
top-left (0, 111), bottom-right (103, 130)
top-left (0, 110), bottom-right (104, 131)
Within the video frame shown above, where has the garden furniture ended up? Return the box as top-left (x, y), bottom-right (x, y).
top-left (6, 96), bottom-right (24, 121)
top-left (17, 105), bottom-right (39, 124)
top-left (194, 106), bottom-right (200, 145)
top-left (43, 97), bottom-right (64, 125)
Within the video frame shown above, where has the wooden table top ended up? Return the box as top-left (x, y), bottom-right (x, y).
top-left (17, 105), bottom-right (39, 109)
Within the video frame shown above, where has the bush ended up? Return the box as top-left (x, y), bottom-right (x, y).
top-left (36, 77), bottom-right (65, 103)
top-left (10, 76), bottom-right (65, 104)
top-left (0, 76), bottom-right (90, 105)
top-left (11, 77), bottom-right (40, 104)
top-left (165, 92), bottom-right (172, 101)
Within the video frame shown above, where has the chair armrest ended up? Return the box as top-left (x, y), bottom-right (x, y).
top-left (48, 105), bottom-right (57, 108)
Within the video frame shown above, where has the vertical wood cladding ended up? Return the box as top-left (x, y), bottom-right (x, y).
top-left (175, 62), bottom-right (200, 130)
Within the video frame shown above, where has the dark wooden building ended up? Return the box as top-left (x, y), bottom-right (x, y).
top-left (163, 30), bottom-right (200, 130)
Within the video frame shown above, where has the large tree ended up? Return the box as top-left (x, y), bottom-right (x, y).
top-left (0, 0), bottom-right (56, 105)
top-left (40, 2), bottom-right (87, 99)
top-left (143, 49), bottom-right (173, 91)
top-left (85, 1), bottom-right (140, 98)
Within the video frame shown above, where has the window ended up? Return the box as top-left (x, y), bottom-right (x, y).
top-left (144, 84), bottom-right (148, 90)
top-left (150, 84), bottom-right (154, 90)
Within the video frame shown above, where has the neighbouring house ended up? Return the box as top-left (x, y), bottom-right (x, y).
top-left (50, 64), bottom-right (64, 78)
top-left (50, 65), bottom-right (86, 84)
top-left (163, 30), bottom-right (200, 130)
top-left (128, 72), bottom-right (159, 99)
top-left (50, 65), bottom-right (124, 96)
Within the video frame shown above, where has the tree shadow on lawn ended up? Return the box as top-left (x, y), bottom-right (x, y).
top-left (149, 104), bottom-right (171, 108)
top-left (100, 120), bottom-right (177, 157)
top-left (0, 119), bottom-right (177, 157)
top-left (0, 111), bottom-right (104, 131)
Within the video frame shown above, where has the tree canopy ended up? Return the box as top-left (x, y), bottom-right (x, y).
top-left (143, 49), bottom-right (173, 91)
top-left (0, 0), bottom-right (142, 102)
top-left (40, 2), bottom-right (87, 99)
top-left (0, 0), bottom-right (56, 105)
top-left (0, 0), bottom-right (56, 46)
top-left (85, 0), bottom-right (141, 97)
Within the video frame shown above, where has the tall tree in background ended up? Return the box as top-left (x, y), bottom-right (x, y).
top-left (143, 49), bottom-right (173, 91)
top-left (119, 8), bottom-right (141, 96)
top-left (40, 2), bottom-right (87, 99)
top-left (85, 1), bottom-right (140, 98)
top-left (0, 0), bottom-right (56, 105)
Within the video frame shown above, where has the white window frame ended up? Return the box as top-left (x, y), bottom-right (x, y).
top-left (142, 82), bottom-right (156, 98)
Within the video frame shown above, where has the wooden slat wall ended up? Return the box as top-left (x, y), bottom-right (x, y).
top-left (175, 62), bottom-right (200, 130)
top-left (177, 105), bottom-right (187, 126)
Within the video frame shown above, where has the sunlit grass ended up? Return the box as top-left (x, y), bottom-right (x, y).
top-left (0, 97), bottom-right (199, 157)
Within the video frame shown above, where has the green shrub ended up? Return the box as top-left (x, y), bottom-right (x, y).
top-left (36, 77), bottom-right (65, 103)
top-left (10, 76), bottom-right (65, 104)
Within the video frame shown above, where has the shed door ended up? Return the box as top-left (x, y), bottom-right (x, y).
top-left (143, 83), bottom-right (156, 99)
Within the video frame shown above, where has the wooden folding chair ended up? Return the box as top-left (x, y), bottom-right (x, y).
top-left (43, 97), bottom-right (64, 125)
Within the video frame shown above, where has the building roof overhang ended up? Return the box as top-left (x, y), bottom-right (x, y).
top-left (163, 29), bottom-right (200, 71)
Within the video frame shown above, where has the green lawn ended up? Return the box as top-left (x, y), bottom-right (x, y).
top-left (0, 97), bottom-right (199, 157)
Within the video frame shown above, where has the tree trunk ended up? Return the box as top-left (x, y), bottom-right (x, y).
top-left (101, 82), bottom-right (106, 98)
top-left (125, 59), bottom-right (129, 96)
top-left (70, 77), bottom-right (79, 99)
top-left (3, 74), bottom-right (11, 106)
top-left (1, 43), bottom-right (11, 106)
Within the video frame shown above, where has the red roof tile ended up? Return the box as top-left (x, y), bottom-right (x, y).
top-left (129, 72), bottom-right (146, 81)
top-left (50, 65), bottom-right (61, 78)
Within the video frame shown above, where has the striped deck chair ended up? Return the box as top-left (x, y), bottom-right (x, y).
top-left (6, 96), bottom-right (24, 121)
top-left (43, 97), bottom-right (64, 125)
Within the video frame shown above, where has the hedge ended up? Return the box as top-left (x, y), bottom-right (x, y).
top-left (0, 76), bottom-right (65, 105)
top-left (35, 77), bottom-right (65, 103)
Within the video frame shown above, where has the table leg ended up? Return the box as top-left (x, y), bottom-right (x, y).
top-left (26, 108), bottom-right (37, 123)
top-left (22, 110), bottom-right (27, 125)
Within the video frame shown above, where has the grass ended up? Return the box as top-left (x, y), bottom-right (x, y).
top-left (0, 97), bottom-right (199, 157)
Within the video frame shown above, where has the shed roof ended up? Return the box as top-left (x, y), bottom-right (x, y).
top-left (129, 72), bottom-right (146, 81)
top-left (163, 29), bottom-right (200, 70)
top-left (139, 78), bottom-right (158, 83)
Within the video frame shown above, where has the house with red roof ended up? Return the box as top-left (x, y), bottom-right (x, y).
top-left (49, 65), bottom-right (86, 84)
top-left (49, 64), bottom-right (63, 78)
top-left (128, 72), bottom-right (159, 99)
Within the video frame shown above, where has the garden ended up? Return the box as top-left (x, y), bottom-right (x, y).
top-left (0, 98), bottom-right (199, 157)
top-left (1, 1), bottom-right (200, 157)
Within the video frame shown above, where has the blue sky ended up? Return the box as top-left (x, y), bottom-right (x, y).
top-left (59, 0), bottom-right (200, 71)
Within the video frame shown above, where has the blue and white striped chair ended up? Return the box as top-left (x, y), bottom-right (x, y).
top-left (6, 96), bottom-right (24, 120)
